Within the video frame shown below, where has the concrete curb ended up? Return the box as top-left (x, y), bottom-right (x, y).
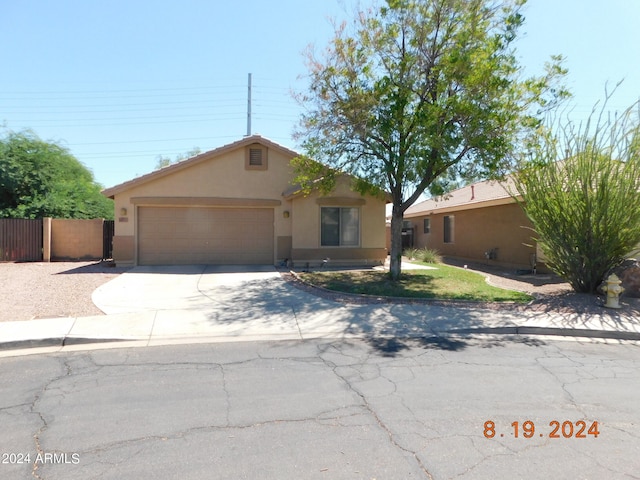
top-left (2, 325), bottom-right (639, 353)
top-left (0, 337), bottom-right (131, 351)
top-left (445, 326), bottom-right (640, 341)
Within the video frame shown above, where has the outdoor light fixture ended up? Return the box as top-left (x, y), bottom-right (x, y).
top-left (120, 207), bottom-right (127, 216)
top-left (283, 210), bottom-right (290, 218)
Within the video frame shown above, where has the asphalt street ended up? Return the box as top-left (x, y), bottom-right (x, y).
top-left (1, 336), bottom-right (638, 479)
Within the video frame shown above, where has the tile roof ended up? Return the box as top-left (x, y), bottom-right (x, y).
top-left (404, 177), bottom-right (518, 217)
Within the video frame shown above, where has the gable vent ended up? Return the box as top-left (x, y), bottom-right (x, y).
top-left (249, 148), bottom-right (263, 166)
top-left (245, 144), bottom-right (268, 170)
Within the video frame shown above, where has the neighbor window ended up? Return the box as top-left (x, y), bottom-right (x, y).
top-left (443, 215), bottom-right (454, 243)
top-left (321, 207), bottom-right (359, 246)
top-left (423, 218), bottom-right (431, 234)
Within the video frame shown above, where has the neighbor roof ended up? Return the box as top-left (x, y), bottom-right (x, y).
top-left (101, 135), bottom-right (300, 199)
top-left (404, 177), bottom-right (518, 217)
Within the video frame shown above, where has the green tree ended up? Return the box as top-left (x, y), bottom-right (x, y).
top-left (512, 97), bottom-right (640, 293)
top-left (0, 129), bottom-right (113, 219)
top-left (293, 0), bottom-right (567, 279)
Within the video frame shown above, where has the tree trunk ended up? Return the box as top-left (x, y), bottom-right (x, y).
top-left (389, 207), bottom-right (404, 281)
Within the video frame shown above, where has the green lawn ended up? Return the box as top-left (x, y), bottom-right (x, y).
top-left (300, 263), bottom-right (532, 303)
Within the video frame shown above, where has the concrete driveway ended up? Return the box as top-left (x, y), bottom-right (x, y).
top-left (91, 265), bottom-right (370, 342)
top-left (91, 264), bottom-right (502, 343)
top-left (93, 265), bottom-right (286, 314)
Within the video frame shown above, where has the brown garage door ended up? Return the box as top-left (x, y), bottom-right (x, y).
top-left (138, 207), bottom-right (274, 265)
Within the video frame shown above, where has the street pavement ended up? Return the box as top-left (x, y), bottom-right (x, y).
top-left (0, 339), bottom-right (638, 479)
top-left (1, 265), bottom-right (639, 479)
top-left (1, 264), bottom-right (640, 357)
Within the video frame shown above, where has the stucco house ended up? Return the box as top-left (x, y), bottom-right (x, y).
top-left (402, 178), bottom-right (542, 271)
top-left (102, 135), bottom-right (387, 267)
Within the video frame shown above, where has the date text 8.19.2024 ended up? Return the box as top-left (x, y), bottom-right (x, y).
top-left (484, 420), bottom-right (599, 439)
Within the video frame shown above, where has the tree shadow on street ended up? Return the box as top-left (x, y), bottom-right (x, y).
top-left (363, 334), bottom-right (548, 357)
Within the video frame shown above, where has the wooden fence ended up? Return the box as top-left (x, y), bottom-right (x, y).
top-left (0, 218), bottom-right (43, 262)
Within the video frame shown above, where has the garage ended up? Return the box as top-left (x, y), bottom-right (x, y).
top-left (137, 206), bottom-right (274, 265)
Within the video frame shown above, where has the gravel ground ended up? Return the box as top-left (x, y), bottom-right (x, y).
top-left (0, 261), bottom-right (130, 322)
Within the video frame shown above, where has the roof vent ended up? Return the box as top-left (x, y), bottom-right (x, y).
top-left (245, 144), bottom-right (268, 170)
top-left (249, 148), bottom-right (263, 166)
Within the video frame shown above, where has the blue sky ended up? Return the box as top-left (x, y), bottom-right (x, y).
top-left (1, 0), bottom-right (639, 189)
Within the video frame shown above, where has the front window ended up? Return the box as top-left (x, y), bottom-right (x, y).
top-left (321, 207), bottom-right (359, 246)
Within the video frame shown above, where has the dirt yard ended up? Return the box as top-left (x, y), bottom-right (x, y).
top-left (0, 261), bottom-right (130, 322)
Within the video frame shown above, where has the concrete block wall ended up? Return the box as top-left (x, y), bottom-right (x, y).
top-left (50, 219), bottom-right (104, 261)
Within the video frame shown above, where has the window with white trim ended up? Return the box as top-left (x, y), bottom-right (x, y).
top-left (321, 207), bottom-right (359, 246)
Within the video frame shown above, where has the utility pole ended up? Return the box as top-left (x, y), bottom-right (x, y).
top-left (246, 73), bottom-right (252, 136)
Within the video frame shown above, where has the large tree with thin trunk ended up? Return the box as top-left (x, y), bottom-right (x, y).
top-left (292, 0), bottom-right (567, 279)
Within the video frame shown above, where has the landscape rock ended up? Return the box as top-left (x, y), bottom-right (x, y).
top-left (603, 259), bottom-right (640, 298)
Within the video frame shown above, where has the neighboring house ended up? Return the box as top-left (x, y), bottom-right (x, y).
top-left (102, 135), bottom-right (387, 267)
top-left (402, 177), bottom-right (542, 271)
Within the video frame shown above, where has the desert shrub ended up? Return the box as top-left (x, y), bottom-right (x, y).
top-left (403, 248), bottom-right (421, 260)
top-left (513, 95), bottom-right (640, 293)
top-left (417, 248), bottom-right (442, 264)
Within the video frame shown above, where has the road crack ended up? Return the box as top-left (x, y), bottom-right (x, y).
top-left (317, 345), bottom-right (435, 480)
top-left (30, 357), bottom-right (73, 480)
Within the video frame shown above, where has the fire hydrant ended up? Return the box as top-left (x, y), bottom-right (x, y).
top-left (602, 273), bottom-right (624, 309)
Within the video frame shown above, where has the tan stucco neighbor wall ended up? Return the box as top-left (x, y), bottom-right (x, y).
top-left (51, 219), bottom-right (103, 260)
top-left (408, 203), bottom-right (538, 269)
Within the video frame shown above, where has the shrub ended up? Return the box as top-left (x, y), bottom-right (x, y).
top-left (403, 247), bottom-right (442, 264)
top-left (418, 248), bottom-right (442, 264)
top-left (513, 94), bottom-right (640, 293)
top-left (403, 248), bottom-right (420, 260)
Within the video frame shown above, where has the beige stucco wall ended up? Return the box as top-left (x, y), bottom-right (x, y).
top-left (111, 144), bottom-right (294, 266)
top-left (113, 144), bottom-right (293, 236)
top-left (291, 176), bottom-right (387, 266)
top-left (407, 202), bottom-right (539, 269)
top-left (51, 218), bottom-right (103, 260)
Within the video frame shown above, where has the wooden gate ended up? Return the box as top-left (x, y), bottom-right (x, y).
top-left (103, 220), bottom-right (115, 260)
top-left (0, 218), bottom-right (43, 262)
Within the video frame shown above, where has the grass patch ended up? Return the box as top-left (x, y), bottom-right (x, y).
top-left (300, 264), bottom-right (532, 303)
